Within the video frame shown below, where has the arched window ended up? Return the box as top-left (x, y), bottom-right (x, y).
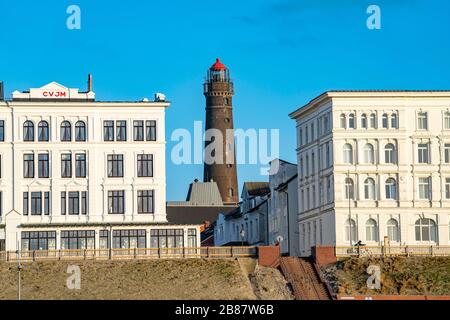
top-left (370, 113), bottom-right (377, 128)
top-left (344, 178), bottom-right (354, 200)
top-left (382, 113), bottom-right (388, 128)
top-left (363, 143), bottom-right (375, 163)
top-left (343, 144), bottom-right (353, 163)
top-left (38, 121), bottom-right (49, 141)
top-left (366, 219), bottom-right (379, 242)
top-left (23, 120), bottom-right (34, 141)
top-left (391, 113), bottom-right (398, 129)
top-left (344, 219), bottom-right (357, 243)
top-left (415, 218), bottom-right (437, 242)
top-left (364, 178), bottom-right (376, 200)
top-left (60, 121), bottom-right (72, 142)
top-left (385, 178), bottom-right (397, 199)
top-left (340, 114), bottom-right (346, 129)
top-left (387, 219), bottom-right (400, 242)
top-left (384, 143), bottom-right (396, 164)
top-left (361, 114), bottom-right (367, 129)
top-left (348, 114), bottom-right (355, 129)
top-left (75, 121), bottom-right (86, 141)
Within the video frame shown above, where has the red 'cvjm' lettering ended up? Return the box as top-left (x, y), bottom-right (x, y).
top-left (42, 91), bottom-right (67, 97)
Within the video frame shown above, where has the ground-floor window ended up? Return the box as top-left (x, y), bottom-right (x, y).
top-left (150, 229), bottom-right (183, 248)
top-left (99, 230), bottom-right (110, 249)
top-left (61, 230), bottom-right (95, 250)
top-left (21, 231), bottom-right (56, 251)
top-left (415, 218), bottom-right (437, 242)
top-left (113, 230), bottom-right (146, 248)
top-left (187, 229), bottom-right (197, 247)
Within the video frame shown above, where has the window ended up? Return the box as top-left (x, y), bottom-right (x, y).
top-left (344, 219), bottom-right (357, 243)
top-left (361, 114), bottom-right (367, 129)
top-left (311, 123), bottom-right (315, 140)
top-left (415, 218), bottom-right (437, 242)
top-left (107, 154), bottom-right (124, 177)
top-left (150, 229), bottom-right (183, 249)
top-left (75, 154), bottom-right (86, 178)
top-left (326, 143), bottom-right (331, 167)
top-left (364, 178), bottom-right (376, 200)
top-left (137, 190), bottom-right (154, 214)
top-left (446, 178), bottom-right (450, 199)
top-left (75, 121), bottom-right (86, 141)
top-left (382, 113), bottom-right (388, 128)
top-left (365, 219), bottom-right (379, 242)
top-left (305, 155), bottom-right (309, 176)
top-left (417, 143), bottom-right (429, 163)
top-left (61, 153), bottom-right (72, 178)
top-left (44, 192), bottom-right (50, 215)
top-left (60, 121), bottom-right (72, 141)
top-left (21, 231), bottom-right (56, 251)
top-left (348, 114), bottom-right (355, 129)
top-left (343, 144), bottom-right (353, 163)
top-left (340, 114), bottom-right (346, 129)
top-left (0, 120), bottom-right (4, 141)
top-left (385, 178), bottom-right (397, 199)
top-left (445, 144), bottom-right (450, 163)
top-left (387, 219), bottom-right (400, 242)
top-left (311, 152), bottom-right (315, 174)
top-left (23, 120), bottom-right (34, 141)
top-left (23, 192), bottom-right (29, 215)
top-left (61, 192), bottom-right (66, 215)
top-left (418, 177), bottom-right (431, 200)
top-left (99, 230), bottom-right (110, 249)
top-left (363, 143), bottom-right (375, 164)
top-left (384, 143), bottom-right (396, 164)
top-left (31, 192), bottom-right (42, 215)
top-left (61, 230), bottom-right (95, 250)
top-left (344, 178), bottom-right (354, 200)
top-left (137, 154), bottom-right (153, 177)
top-left (81, 191), bottom-right (88, 215)
top-left (391, 113), bottom-right (398, 129)
top-left (38, 121), bottom-right (49, 141)
top-left (114, 230), bottom-right (146, 249)
top-left (24, 154), bottom-right (35, 178)
top-left (417, 112), bottom-right (428, 130)
top-left (38, 154), bottom-right (49, 178)
top-left (445, 112), bottom-right (450, 129)
top-left (116, 120), bottom-right (127, 141)
top-left (187, 229), bottom-right (197, 247)
top-left (108, 190), bottom-right (125, 214)
top-left (0, 191), bottom-right (2, 216)
top-left (133, 120), bottom-right (144, 141)
top-left (369, 113), bottom-right (376, 128)
top-left (68, 191), bottom-right (80, 215)
top-left (103, 120), bottom-right (114, 141)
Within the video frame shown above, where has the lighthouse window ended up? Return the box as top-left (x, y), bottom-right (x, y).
top-left (224, 118), bottom-right (230, 123)
top-left (229, 188), bottom-right (234, 197)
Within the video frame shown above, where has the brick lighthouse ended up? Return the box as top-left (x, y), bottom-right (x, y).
top-left (203, 58), bottom-right (239, 204)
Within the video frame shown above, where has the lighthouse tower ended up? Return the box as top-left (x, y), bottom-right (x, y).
top-left (203, 58), bottom-right (239, 205)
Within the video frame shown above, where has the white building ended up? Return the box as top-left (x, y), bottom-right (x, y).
top-left (214, 182), bottom-right (269, 246)
top-left (0, 79), bottom-right (200, 252)
top-left (290, 90), bottom-right (450, 256)
top-left (267, 159), bottom-right (299, 256)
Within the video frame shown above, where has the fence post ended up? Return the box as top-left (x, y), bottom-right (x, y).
top-left (182, 247), bottom-right (185, 259)
top-left (158, 247), bottom-right (161, 259)
top-left (230, 246), bottom-right (233, 258)
top-left (33, 250), bottom-right (36, 262)
top-left (134, 248), bottom-right (137, 259)
top-left (84, 249), bottom-right (87, 260)
top-left (207, 247), bottom-right (210, 258)
top-left (405, 246), bottom-right (409, 257)
top-left (381, 245), bottom-right (385, 257)
top-left (430, 246), bottom-right (434, 257)
top-left (109, 248), bottom-right (112, 260)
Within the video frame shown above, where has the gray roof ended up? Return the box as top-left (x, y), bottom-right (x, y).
top-left (185, 181), bottom-right (223, 206)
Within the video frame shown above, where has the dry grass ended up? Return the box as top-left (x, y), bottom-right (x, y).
top-left (323, 256), bottom-right (450, 296)
top-left (0, 259), bottom-right (257, 300)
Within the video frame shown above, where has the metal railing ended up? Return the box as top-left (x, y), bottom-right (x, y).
top-left (0, 246), bottom-right (258, 262)
top-left (335, 245), bottom-right (450, 257)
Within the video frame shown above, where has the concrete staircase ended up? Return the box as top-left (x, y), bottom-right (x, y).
top-left (279, 257), bottom-right (334, 300)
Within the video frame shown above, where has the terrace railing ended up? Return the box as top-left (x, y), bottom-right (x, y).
top-left (335, 245), bottom-right (450, 258)
top-left (0, 246), bottom-right (258, 262)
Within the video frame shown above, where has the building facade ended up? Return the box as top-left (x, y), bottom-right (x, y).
top-left (214, 182), bottom-right (269, 246)
top-left (0, 80), bottom-right (200, 252)
top-left (267, 159), bottom-right (299, 256)
top-left (290, 91), bottom-right (450, 256)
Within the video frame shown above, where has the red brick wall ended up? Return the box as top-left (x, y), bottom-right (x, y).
top-left (258, 246), bottom-right (281, 268)
top-left (311, 246), bottom-right (337, 266)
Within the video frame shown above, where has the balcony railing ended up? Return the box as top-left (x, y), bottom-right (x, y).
top-left (335, 245), bottom-right (450, 257)
top-left (0, 246), bottom-right (258, 262)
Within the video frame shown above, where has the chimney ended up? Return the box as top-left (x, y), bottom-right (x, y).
top-left (87, 74), bottom-right (92, 92)
top-left (0, 81), bottom-right (3, 100)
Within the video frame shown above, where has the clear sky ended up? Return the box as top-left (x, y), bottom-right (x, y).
top-left (1, 0), bottom-right (450, 201)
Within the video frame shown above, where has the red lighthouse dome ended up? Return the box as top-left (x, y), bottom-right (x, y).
top-left (210, 58), bottom-right (227, 71)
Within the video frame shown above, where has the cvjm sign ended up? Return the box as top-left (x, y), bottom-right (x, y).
top-left (41, 90), bottom-right (68, 98)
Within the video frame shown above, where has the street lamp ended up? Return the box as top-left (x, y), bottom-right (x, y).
top-left (239, 229), bottom-right (245, 247)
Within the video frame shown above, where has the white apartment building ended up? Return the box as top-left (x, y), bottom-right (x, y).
top-left (290, 91), bottom-right (450, 256)
top-left (0, 80), bottom-right (200, 252)
top-left (267, 159), bottom-right (299, 256)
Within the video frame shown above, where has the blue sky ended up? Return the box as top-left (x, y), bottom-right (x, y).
top-left (1, 0), bottom-right (450, 200)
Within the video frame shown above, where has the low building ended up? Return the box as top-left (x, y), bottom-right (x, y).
top-left (214, 182), bottom-right (269, 246)
top-left (268, 159), bottom-right (300, 256)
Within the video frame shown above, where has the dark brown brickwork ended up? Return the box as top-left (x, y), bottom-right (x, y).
top-left (311, 246), bottom-right (337, 267)
top-left (258, 246), bottom-right (281, 268)
top-left (203, 61), bottom-right (239, 204)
